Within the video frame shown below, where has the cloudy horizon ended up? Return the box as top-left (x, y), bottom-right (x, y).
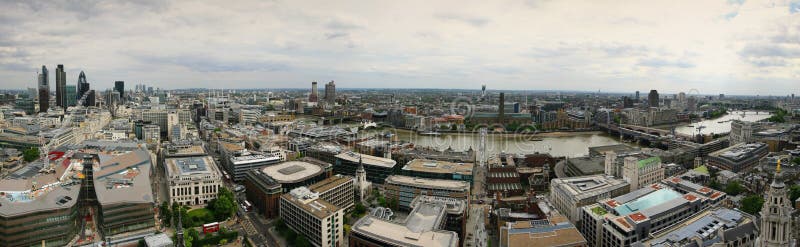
top-left (0, 0), bottom-right (798, 95)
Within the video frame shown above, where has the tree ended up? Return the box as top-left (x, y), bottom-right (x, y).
top-left (160, 201), bottom-right (172, 227)
top-left (353, 202), bottom-right (366, 216)
top-left (725, 181), bottom-right (744, 196)
top-left (740, 195), bottom-right (765, 215)
top-left (23, 147), bottom-right (40, 162)
top-left (789, 185), bottom-right (800, 205)
top-left (295, 235), bottom-right (312, 247)
top-left (208, 187), bottom-right (236, 221)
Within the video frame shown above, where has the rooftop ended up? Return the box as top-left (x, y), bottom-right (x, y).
top-left (308, 174), bottom-right (353, 194)
top-left (639, 208), bottom-right (755, 247)
top-left (709, 142), bottom-right (766, 162)
top-left (261, 160), bottom-right (325, 183)
top-left (351, 202), bottom-right (458, 247)
top-left (94, 150), bottom-right (154, 205)
top-left (385, 175), bottom-right (470, 191)
top-left (165, 156), bottom-right (220, 177)
top-left (0, 152), bottom-right (81, 217)
top-left (336, 152), bottom-right (397, 168)
top-left (502, 217), bottom-right (587, 247)
top-left (282, 186), bottom-right (340, 219)
top-left (403, 159), bottom-right (473, 176)
top-left (551, 174), bottom-right (629, 201)
top-left (613, 188), bottom-right (681, 216)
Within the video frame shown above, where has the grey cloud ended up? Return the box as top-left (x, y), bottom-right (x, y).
top-left (739, 43), bottom-right (800, 59)
top-left (132, 54), bottom-right (290, 73)
top-left (325, 19), bottom-right (363, 30)
top-left (435, 13), bottom-right (489, 27)
top-left (325, 32), bottom-right (349, 40)
top-left (636, 58), bottom-right (695, 68)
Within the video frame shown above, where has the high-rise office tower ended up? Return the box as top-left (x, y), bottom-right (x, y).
top-left (55, 64), bottom-right (66, 108)
top-left (309, 81), bottom-right (319, 102)
top-left (38, 65), bottom-right (49, 113)
top-left (114, 81), bottom-right (124, 102)
top-left (324, 80), bottom-right (336, 105)
top-left (85, 90), bottom-right (96, 107)
top-left (66, 85), bottom-right (77, 107)
top-left (635, 91), bottom-right (640, 101)
top-left (498, 92), bottom-right (505, 123)
top-left (77, 71), bottom-right (89, 100)
top-left (648, 89), bottom-right (659, 108)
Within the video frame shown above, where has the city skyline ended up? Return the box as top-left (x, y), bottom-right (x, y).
top-left (1, 0), bottom-right (799, 94)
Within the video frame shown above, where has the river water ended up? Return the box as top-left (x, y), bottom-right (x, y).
top-left (394, 130), bottom-right (623, 158)
top-left (672, 111), bottom-right (772, 136)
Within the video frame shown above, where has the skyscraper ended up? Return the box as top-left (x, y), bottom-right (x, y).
top-left (635, 91), bottom-right (640, 101)
top-left (324, 80), bottom-right (336, 105)
top-left (77, 71), bottom-right (89, 100)
top-left (55, 64), bottom-right (66, 109)
top-left (37, 65), bottom-right (49, 113)
top-left (648, 89), bottom-right (659, 108)
top-left (114, 81), bottom-right (124, 102)
top-left (309, 81), bottom-right (319, 102)
top-left (66, 85), bottom-right (77, 107)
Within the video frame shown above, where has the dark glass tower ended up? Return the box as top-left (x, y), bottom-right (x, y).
top-left (38, 65), bottom-right (49, 113)
top-left (55, 64), bottom-right (66, 109)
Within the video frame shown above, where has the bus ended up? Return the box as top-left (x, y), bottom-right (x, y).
top-left (241, 200), bottom-right (252, 212)
top-left (203, 222), bottom-right (220, 234)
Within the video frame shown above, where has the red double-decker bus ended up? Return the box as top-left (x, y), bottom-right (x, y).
top-left (202, 222), bottom-right (220, 234)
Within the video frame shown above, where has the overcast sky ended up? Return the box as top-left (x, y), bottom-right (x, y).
top-left (0, 0), bottom-right (798, 95)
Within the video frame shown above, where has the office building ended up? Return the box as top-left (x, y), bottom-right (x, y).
top-left (38, 65), bottom-right (49, 112)
top-left (334, 152), bottom-right (396, 184)
top-left (309, 81), bottom-right (319, 102)
top-left (384, 175), bottom-right (470, 211)
top-left (85, 89), bottom-right (96, 107)
top-left (632, 208), bottom-right (758, 247)
top-left (579, 177), bottom-right (725, 247)
top-left (648, 90), bottom-right (658, 108)
top-left (77, 71), bottom-right (89, 101)
top-left (707, 142), bottom-right (768, 172)
top-left (280, 187), bottom-right (344, 247)
top-left (410, 195), bottom-right (467, 241)
top-left (95, 150), bottom-right (156, 237)
top-left (324, 80), bottom-right (336, 105)
top-left (165, 155), bottom-right (223, 206)
top-left (499, 213), bottom-right (587, 247)
top-left (114, 81), bottom-right (124, 102)
top-left (243, 169), bottom-right (283, 218)
top-left (257, 158), bottom-right (330, 192)
top-left (730, 120), bottom-right (762, 144)
top-left (55, 64), bottom-right (66, 108)
top-left (226, 150), bottom-right (285, 182)
top-left (350, 200), bottom-right (459, 247)
top-left (0, 158), bottom-right (81, 247)
top-left (308, 174), bottom-right (354, 211)
top-left (401, 159), bottom-right (474, 183)
top-left (142, 124), bottom-right (160, 144)
top-left (65, 84), bottom-right (76, 107)
top-left (622, 156), bottom-right (664, 191)
top-left (549, 175), bottom-right (630, 223)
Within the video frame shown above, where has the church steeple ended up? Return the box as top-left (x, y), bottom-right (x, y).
top-left (759, 157), bottom-right (794, 247)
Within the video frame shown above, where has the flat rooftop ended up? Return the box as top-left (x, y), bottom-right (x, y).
top-left (385, 175), bottom-right (470, 191)
top-left (503, 217), bottom-right (587, 247)
top-left (309, 174), bottom-right (353, 194)
top-left (552, 175), bottom-right (629, 200)
top-left (282, 186), bottom-right (340, 219)
top-left (709, 142), bottom-right (766, 161)
top-left (613, 188), bottom-right (681, 216)
top-left (336, 152), bottom-right (396, 168)
top-left (94, 150), bottom-right (154, 205)
top-left (641, 208), bottom-right (754, 247)
top-left (0, 152), bottom-right (82, 217)
top-left (403, 159), bottom-right (473, 176)
top-left (351, 202), bottom-right (458, 247)
top-left (165, 156), bottom-right (220, 177)
top-left (261, 161), bottom-right (324, 183)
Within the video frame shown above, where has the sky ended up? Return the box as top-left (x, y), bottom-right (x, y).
top-left (0, 0), bottom-right (798, 95)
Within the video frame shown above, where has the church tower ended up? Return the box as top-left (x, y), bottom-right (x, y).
top-left (355, 155), bottom-right (371, 202)
top-left (759, 159), bottom-right (795, 247)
